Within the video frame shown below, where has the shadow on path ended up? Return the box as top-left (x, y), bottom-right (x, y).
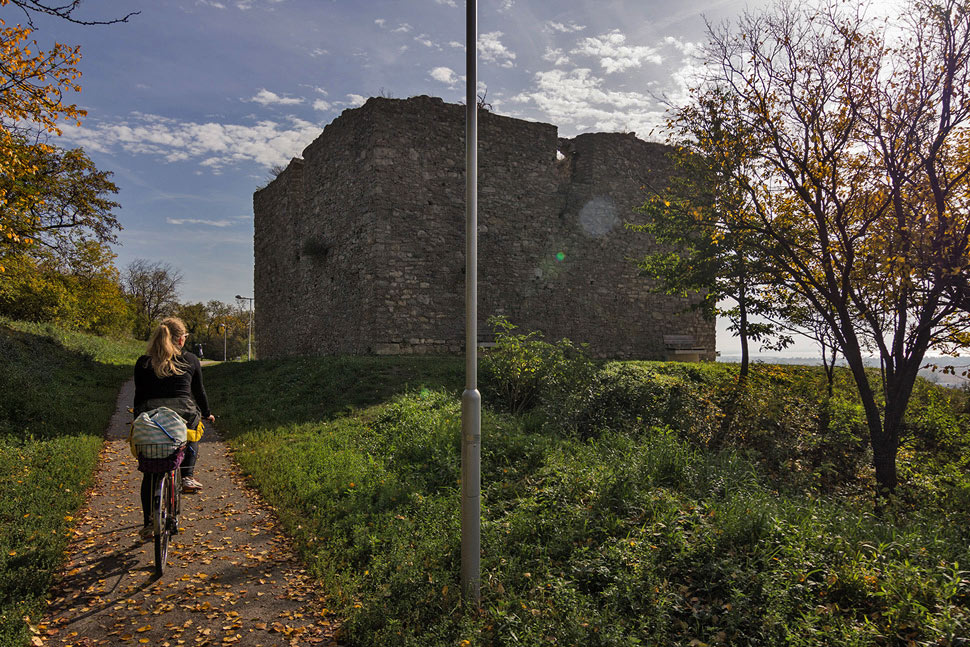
top-left (37, 379), bottom-right (342, 646)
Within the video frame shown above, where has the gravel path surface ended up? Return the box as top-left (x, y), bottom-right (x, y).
top-left (34, 379), bottom-right (342, 647)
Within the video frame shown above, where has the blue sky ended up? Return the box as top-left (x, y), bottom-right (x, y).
top-left (19, 0), bottom-right (832, 355)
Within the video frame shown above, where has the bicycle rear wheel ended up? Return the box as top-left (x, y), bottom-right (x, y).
top-left (153, 472), bottom-right (173, 575)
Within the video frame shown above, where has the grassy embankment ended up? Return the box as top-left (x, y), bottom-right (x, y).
top-left (0, 319), bottom-right (143, 646)
top-left (206, 345), bottom-right (970, 647)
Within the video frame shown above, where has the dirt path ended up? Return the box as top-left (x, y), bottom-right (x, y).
top-left (34, 380), bottom-right (342, 647)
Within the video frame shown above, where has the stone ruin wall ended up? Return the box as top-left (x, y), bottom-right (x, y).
top-left (253, 96), bottom-right (716, 360)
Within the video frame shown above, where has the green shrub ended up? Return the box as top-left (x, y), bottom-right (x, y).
top-left (550, 362), bottom-right (720, 443)
top-left (480, 316), bottom-right (594, 415)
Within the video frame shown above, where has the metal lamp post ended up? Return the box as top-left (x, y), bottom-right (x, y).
top-left (235, 295), bottom-right (254, 361)
top-left (461, 0), bottom-right (482, 606)
top-left (219, 323), bottom-right (227, 362)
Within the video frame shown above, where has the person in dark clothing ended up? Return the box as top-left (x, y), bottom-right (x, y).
top-left (133, 316), bottom-right (215, 540)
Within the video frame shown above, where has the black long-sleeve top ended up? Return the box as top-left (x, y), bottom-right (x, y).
top-left (133, 352), bottom-right (211, 418)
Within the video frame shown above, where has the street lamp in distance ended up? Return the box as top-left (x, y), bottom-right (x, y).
top-left (218, 323), bottom-right (227, 362)
top-left (235, 295), bottom-right (254, 361)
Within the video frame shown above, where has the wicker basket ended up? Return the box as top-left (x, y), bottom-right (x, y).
top-left (135, 443), bottom-right (186, 473)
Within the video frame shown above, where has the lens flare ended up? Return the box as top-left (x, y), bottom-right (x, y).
top-left (556, 252), bottom-right (565, 262)
top-left (579, 196), bottom-right (619, 237)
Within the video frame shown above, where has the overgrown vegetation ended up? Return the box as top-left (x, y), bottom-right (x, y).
top-left (641, 0), bottom-right (970, 499)
top-left (207, 327), bottom-right (970, 647)
top-left (0, 319), bottom-right (142, 646)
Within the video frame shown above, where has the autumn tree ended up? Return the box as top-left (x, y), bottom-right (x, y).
top-left (668, 0), bottom-right (970, 498)
top-left (168, 300), bottom-right (253, 361)
top-left (179, 300), bottom-right (252, 361)
top-left (0, 0), bottom-right (133, 264)
top-left (634, 93), bottom-right (785, 382)
top-left (0, 139), bottom-right (121, 264)
top-left (175, 302), bottom-right (208, 340)
top-left (0, 139), bottom-right (126, 331)
top-left (0, 240), bottom-right (130, 334)
top-left (123, 259), bottom-right (182, 338)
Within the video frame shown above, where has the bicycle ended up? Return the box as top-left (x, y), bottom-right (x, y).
top-left (135, 442), bottom-right (185, 576)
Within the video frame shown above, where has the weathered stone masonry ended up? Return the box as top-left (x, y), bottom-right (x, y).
top-left (253, 96), bottom-right (715, 360)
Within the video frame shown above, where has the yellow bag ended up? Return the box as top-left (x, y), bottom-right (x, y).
top-left (128, 423), bottom-right (137, 458)
top-left (187, 420), bottom-right (205, 442)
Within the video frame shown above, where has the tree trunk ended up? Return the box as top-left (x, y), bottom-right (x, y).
top-left (866, 397), bottom-right (907, 509)
top-left (838, 332), bottom-right (898, 503)
top-left (821, 344), bottom-right (835, 399)
top-left (717, 299), bottom-right (750, 445)
top-left (738, 299), bottom-right (750, 384)
top-left (872, 444), bottom-right (898, 497)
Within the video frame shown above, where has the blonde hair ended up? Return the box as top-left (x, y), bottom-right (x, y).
top-left (146, 317), bottom-right (189, 378)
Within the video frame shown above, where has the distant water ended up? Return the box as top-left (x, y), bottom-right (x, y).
top-left (716, 355), bottom-right (970, 388)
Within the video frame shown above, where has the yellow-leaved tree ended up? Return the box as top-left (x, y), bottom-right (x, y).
top-left (0, 0), bottom-right (135, 268)
top-left (0, 1), bottom-right (136, 334)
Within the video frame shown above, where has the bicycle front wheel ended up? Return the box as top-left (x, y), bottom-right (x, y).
top-left (153, 472), bottom-right (173, 575)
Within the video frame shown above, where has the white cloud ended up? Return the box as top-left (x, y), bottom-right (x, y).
top-left (430, 66), bottom-right (460, 86)
top-left (572, 30), bottom-right (662, 74)
top-left (663, 36), bottom-right (700, 56)
top-left (248, 89), bottom-right (304, 106)
top-left (346, 94), bottom-right (367, 107)
top-left (312, 99), bottom-right (332, 111)
top-left (508, 68), bottom-right (663, 136)
top-left (498, 0), bottom-right (514, 11)
top-left (478, 31), bottom-right (516, 68)
top-left (542, 47), bottom-right (570, 66)
top-left (434, 0), bottom-right (457, 6)
top-left (448, 41), bottom-right (464, 49)
top-left (414, 33), bottom-right (437, 48)
top-left (58, 113), bottom-right (323, 170)
top-left (195, 0), bottom-right (285, 9)
top-left (392, 23), bottom-right (412, 33)
top-left (166, 217), bottom-right (236, 227)
top-left (547, 20), bottom-right (585, 33)
top-left (665, 56), bottom-right (708, 109)
top-left (374, 18), bottom-right (386, 27)
top-left (310, 48), bottom-right (329, 57)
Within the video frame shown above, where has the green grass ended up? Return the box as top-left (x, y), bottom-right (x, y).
top-left (207, 355), bottom-right (970, 647)
top-left (205, 354), bottom-right (463, 429)
top-left (0, 319), bottom-right (143, 646)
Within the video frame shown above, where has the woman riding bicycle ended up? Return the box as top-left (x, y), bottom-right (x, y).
top-left (133, 316), bottom-right (214, 539)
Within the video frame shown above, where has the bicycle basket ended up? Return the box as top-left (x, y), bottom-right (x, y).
top-left (136, 443), bottom-right (186, 473)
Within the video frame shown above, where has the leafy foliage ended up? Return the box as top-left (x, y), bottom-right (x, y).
top-left (480, 316), bottom-right (594, 415)
top-left (209, 353), bottom-right (970, 647)
top-left (0, 244), bottom-right (131, 335)
top-left (0, 140), bottom-right (120, 265)
top-left (0, 0), bottom-right (128, 278)
top-left (633, 116), bottom-right (781, 378)
top-left (174, 299), bottom-right (256, 361)
top-left (661, 0), bottom-right (970, 496)
top-left (0, 0), bottom-right (85, 256)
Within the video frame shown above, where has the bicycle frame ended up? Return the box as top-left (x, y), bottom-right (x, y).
top-left (136, 442), bottom-right (185, 577)
top-left (151, 464), bottom-right (181, 576)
